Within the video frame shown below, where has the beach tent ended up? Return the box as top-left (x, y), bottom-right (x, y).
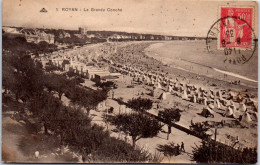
top-left (202, 92), bottom-right (207, 97)
top-left (162, 80), bottom-right (167, 85)
top-left (158, 92), bottom-right (167, 100)
top-left (250, 98), bottom-right (258, 111)
top-left (225, 99), bottom-right (232, 107)
top-left (146, 78), bottom-right (151, 85)
top-left (203, 97), bottom-right (208, 106)
top-left (207, 90), bottom-right (212, 97)
top-left (201, 107), bottom-right (214, 118)
top-left (214, 99), bottom-right (221, 109)
top-left (210, 93), bottom-right (215, 99)
top-left (230, 100), bottom-right (235, 106)
top-left (241, 112), bottom-right (252, 123)
top-left (238, 103), bottom-right (247, 112)
top-left (180, 86), bottom-right (184, 92)
top-left (253, 112), bottom-right (258, 120)
top-left (169, 79), bottom-right (175, 83)
top-left (224, 107), bottom-right (236, 118)
top-left (168, 85), bottom-right (173, 93)
top-left (218, 90), bottom-right (223, 99)
top-left (193, 95), bottom-right (197, 103)
top-left (182, 90), bottom-right (189, 100)
top-left (157, 82), bottom-right (162, 89)
top-left (230, 104), bottom-right (237, 112)
top-left (208, 104), bottom-right (215, 110)
top-left (187, 88), bottom-right (191, 92)
top-left (229, 91), bottom-right (237, 97)
top-left (197, 92), bottom-right (201, 99)
top-left (209, 89), bottom-right (215, 96)
top-left (175, 82), bottom-right (180, 88)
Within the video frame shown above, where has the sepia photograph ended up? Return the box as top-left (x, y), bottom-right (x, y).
top-left (2, 0), bottom-right (258, 163)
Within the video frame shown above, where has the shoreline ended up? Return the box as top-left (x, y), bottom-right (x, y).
top-left (144, 42), bottom-right (258, 88)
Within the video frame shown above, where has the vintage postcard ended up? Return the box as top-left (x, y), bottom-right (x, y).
top-left (2, 0), bottom-right (258, 163)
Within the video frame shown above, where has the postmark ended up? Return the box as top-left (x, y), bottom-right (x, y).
top-left (220, 7), bottom-right (253, 49)
top-left (206, 7), bottom-right (257, 65)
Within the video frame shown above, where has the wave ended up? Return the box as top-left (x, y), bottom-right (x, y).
top-left (213, 67), bottom-right (258, 83)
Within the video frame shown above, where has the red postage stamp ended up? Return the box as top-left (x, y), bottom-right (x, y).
top-left (219, 7), bottom-right (253, 49)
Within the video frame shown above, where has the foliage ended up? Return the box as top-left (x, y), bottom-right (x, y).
top-left (3, 52), bottom-right (44, 102)
top-left (3, 35), bottom-right (57, 54)
top-left (189, 122), bottom-right (210, 139)
top-left (45, 64), bottom-right (61, 73)
top-left (2, 61), bottom-right (17, 94)
top-left (66, 70), bottom-right (77, 78)
top-left (127, 97), bottom-right (153, 113)
top-left (70, 77), bottom-right (85, 85)
top-left (117, 97), bottom-right (124, 105)
top-left (158, 108), bottom-right (181, 140)
top-left (92, 137), bottom-right (160, 163)
top-left (55, 35), bottom-right (88, 45)
top-left (192, 140), bottom-right (257, 164)
top-left (158, 108), bottom-right (181, 124)
top-left (56, 107), bottom-right (109, 156)
top-left (106, 113), bottom-right (162, 147)
top-left (65, 86), bottom-right (107, 115)
top-left (156, 142), bottom-right (180, 160)
top-left (96, 81), bottom-right (116, 90)
top-left (2, 34), bottom-right (159, 163)
top-left (44, 73), bottom-right (69, 99)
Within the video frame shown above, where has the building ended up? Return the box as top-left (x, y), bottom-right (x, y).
top-left (21, 29), bottom-right (55, 44)
top-left (165, 36), bottom-right (172, 40)
top-left (79, 27), bottom-right (87, 35)
top-left (59, 31), bottom-right (71, 38)
top-left (2, 27), bottom-right (21, 34)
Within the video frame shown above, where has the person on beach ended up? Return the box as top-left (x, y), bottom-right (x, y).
top-left (181, 142), bottom-right (185, 152)
top-left (176, 144), bottom-right (180, 155)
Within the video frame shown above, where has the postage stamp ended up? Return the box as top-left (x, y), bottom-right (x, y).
top-left (219, 7), bottom-right (253, 49)
top-left (206, 6), bottom-right (256, 64)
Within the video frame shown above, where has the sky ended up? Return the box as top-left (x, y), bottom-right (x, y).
top-left (2, 0), bottom-right (258, 37)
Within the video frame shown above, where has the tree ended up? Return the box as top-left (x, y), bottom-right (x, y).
top-left (127, 97), bottom-right (153, 113)
top-left (189, 121), bottom-right (210, 139)
top-left (106, 113), bottom-right (162, 147)
top-left (158, 108), bottom-right (181, 140)
top-left (56, 107), bottom-right (109, 160)
top-left (66, 70), bottom-right (77, 78)
top-left (117, 97), bottom-right (124, 114)
top-left (45, 64), bottom-right (60, 73)
top-left (2, 60), bottom-right (17, 95)
top-left (156, 142), bottom-right (180, 162)
top-left (4, 53), bottom-right (45, 102)
top-left (44, 73), bottom-right (69, 100)
top-left (93, 136), bottom-right (160, 163)
top-left (27, 91), bottom-right (62, 134)
top-left (66, 87), bottom-right (107, 116)
top-left (192, 140), bottom-right (257, 164)
top-left (71, 76), bottom-right (84, 85)
top-left (96, 81), bottom-right (116, 90)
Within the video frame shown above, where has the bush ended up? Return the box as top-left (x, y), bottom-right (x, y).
top-left (192, 140), bottom-right (257, 164)
top-left (127, 97), bottom-right (153, 113)
top-left (157, 142), bottom-right (180, 161)
top-left (92, 137), bottom-right (160, 163)
top-left (106, 113), bottom-right (162, 147)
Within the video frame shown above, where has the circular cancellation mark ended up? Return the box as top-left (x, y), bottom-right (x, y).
top-left (206, 16), bottom-right (257, 65)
